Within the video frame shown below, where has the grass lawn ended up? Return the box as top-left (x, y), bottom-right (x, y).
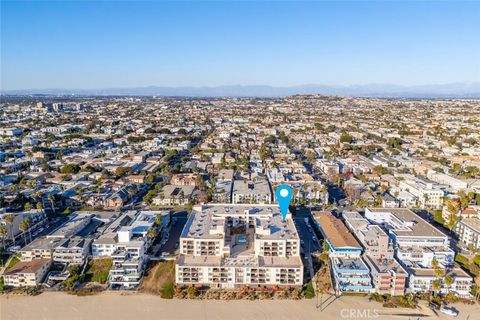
top-left (84, 258), bottom-right (112, 284)
top-left (5, 254), bottom-right (21, 270)
top-left (140, 260), bottom-right (175, 298)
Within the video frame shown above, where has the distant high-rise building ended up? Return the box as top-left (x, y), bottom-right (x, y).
top-left (52, 103), bottom-right (63, 112)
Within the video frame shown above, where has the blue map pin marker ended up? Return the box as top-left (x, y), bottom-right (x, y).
top-left (276, 184), bottom-right (293, 220)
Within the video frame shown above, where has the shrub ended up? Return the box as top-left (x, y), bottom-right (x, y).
top-left (302, 281), bottom-right (315, 299)
top-left (60, 164), bottom-right (80, 174)
top-left (161, 282), bottom-right (174, 299)
top-left (473, 255), bottom-right (480, 267)
top-left (455, 254), bottom-right (469, 266)
top-left (186, 285), bottom-right (199, 299)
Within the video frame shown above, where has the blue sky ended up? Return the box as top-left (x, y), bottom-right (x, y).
top-left (1, 1), bottom-right (479, 90)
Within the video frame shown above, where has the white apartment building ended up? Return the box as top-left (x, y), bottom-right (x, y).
top-left (176, 204), bottom-right (303, 289)
top-left (365, 208), bottom-right (454, 268)
top-left (454, 218), bottom-right (480, 250)
top-left (53, 237), bottom-right (91, 265)
top-left (92, 210), bottom-right (167, 257)
top-left (232, 178), bottom-right (272, 204)
top-left (398, 178), bottom-right (444, 209)
top-left (409, 268), bottom-right (472, 298)
top-left (427, 170), bottom-right (468, 192)
top-left (3, 259), bottom-right (51, 287)
top-left (343, 211), bottom-right (407, 295)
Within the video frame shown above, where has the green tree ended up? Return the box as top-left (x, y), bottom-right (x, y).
top-left (115, 167), bottom-right (133, 177)
top-left (431, 279), bottom-right (441, 296)
top-left (24, 202), bottom-right (33, 211)
top-left (444, 275), bottom-right (454, 294)
top-left (155, 214), bottom-right (163, 226)
top-left (19, 220), bottom-right (28, 246)
top-left (47, 194), bottom-right (56, 214)
top-left (186, 285), bottom-right (199, 299)
top-left (303, 281), bottom-right (315, 299)
top-left (24, 216), bottom-right (32, 243)
top-left (4, 214), bottom-right (15, 247)
top-left (147, 227), bottom-right (156, 239)
top-left (60, 163), bottom-right (81, 174)
top-left (146, 175), bottom-right (155, 184)
top-left (0, 224), bottom-right (7, 254)
top-left (340, 133), bottom-right (353, 143)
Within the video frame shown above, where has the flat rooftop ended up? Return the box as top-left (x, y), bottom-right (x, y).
top-left (364, 256), bottom-right (407, 275)
top-left (333, 257), bottom-right (369, 271)
top-left (177, 254), bottom-right (302, 268)
top-left (20, 236), bottom-right (63, 251)
top-left (181, 204), bottom-right (299, 241)
top-left (366, 208), bottom-right (446, 238)
top-left (313, 212), bottom-right (361, 249)
top-left (411, 267), bottom-right (471, 279)
top-left (232, 178), bottom-right (271, 195)
top-left (460, 218), bottom-right (480, 233)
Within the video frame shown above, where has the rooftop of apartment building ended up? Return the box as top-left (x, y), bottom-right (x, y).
top-left (181, 204), bottom-right (299, 241)
top-left (177, 254), bottom-right (302, 268)
top-left (46, 212), bottom-right (92, 239)
top-left (94, 211), bottom-right (138, 243)
top-left (364, 255), bottom-right (407, 275)
top-left (458, 218), bottom-right (480, 233)
top-left (232, 177), bottom-right (271, 195)
top-left (20, 236), bottom-right (64, 252)
top-left (410, 266), bottom-right (471, 279)
top-left (313, 211), bottom-right (361, 249)
top-left (333, 257), bottom-right (369, 272)
top-left (366, 208), bottom-right (446, 238)
top-left (4, 258), bottom-right (51, 275)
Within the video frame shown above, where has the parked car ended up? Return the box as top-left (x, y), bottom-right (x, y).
top-left (8, 245), bottom-right (21, 253)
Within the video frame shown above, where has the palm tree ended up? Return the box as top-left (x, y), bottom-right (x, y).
top-left (147, 227), bottom-right (156, 239)
top-left (444, 274), bottom-right (454, 294)
top-left (24, 216), bottom-right (32, 243)
top-left (5, 214), bottom-right (15, 247)
top-left (19, 221), bottom-right (28, 246)
top-left (0, 224), bottom-right (7, 253)
top-left (155, 214), bottom-right (163, 226)
top-left (48, 194), bottom-right (56, 213)
top-left (432, 279), bottom-right (441, 297)
top-left (24, 202), bottom-right (33, 211)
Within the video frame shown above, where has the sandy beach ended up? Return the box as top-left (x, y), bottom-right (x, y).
top-left (1, 292), bottom-right (479, 320)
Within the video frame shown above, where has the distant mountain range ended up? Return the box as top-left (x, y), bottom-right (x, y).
top-left (2, 82), bottom-right (480, 98)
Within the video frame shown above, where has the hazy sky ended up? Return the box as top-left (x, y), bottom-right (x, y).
top-left (1, 1), bottom-right (479, 90)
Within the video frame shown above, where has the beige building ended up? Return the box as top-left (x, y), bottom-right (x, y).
top-left (176, 204), bottom-right (303, 289)
top-left (3, 259), bottom-right (51, 287)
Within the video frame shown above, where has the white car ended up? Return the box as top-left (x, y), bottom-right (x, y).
top-left (440, 306), bottom-right (458, 317)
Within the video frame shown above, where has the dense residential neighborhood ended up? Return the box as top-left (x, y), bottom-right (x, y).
top-left (1, 94), bottom-right (480, 309)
